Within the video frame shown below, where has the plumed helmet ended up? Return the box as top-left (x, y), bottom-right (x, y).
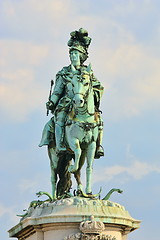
top-left (68, 28), bottom-right (92, 56)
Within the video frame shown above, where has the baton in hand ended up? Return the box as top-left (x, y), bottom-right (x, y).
top-left (47, 80), bottom-right (54, 116)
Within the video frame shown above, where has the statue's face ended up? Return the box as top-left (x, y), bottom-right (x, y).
top-left (70, 50), bottom-right (81, 67)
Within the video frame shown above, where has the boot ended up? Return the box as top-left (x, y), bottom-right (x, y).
top-left (95, 128), bottom-right (104, 159)
top-left (95, 145), bottom-right (104, 158)
top-left (55, 124), bottom-right (66, 153)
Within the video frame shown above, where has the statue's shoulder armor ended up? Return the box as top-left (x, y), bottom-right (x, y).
top-left (81, 64), bottom-right (94, 76)
top-left (55, 66), bottom-right (72, 86)
top-left (56, 66), bottom-right (70, 78)
top-left (82, 65), bottom-right (104, 90)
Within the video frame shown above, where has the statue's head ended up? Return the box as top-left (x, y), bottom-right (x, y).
top-left (69, 48), bottom-right (87, 66)
top-left (68, 28), bottom-right (91, 65)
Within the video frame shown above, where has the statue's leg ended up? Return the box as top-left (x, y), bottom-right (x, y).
top-left (48, 146), bottom-right (58, 200)
top-left (55, 123), bottom-right (66, 152)
top-left (54, 112), bottom-right (66, 152)
top-left (86, 141), bottom-right (96, 194)
top-left (56, 153), bottom-right (72, 197)
top-left (68, 139), bottom-right (81, 173)
top-left (95, 125), bottom-right (104, 158)
top-left (74, 150), bottom-right (86, 191)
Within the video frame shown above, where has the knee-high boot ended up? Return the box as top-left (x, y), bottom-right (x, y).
top-left (55, 124), bottom-right (66, 152)
top-left (95, 127), bottom-right (104, 159)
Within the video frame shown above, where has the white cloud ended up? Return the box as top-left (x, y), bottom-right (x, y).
top-left (93, 144), bottom-right (160, 184)
top-left (18, 174), bottom-right (50, 195)
top-left (0, 68), bottom-right (46, 122)
top-left (97, 42), bottom-right (160, 119)
top-left (1, 0), bottom-right (160, 123)
top-left (108, 0), bottom-right (154, 17)
top-left (0, 39), bottom-right (49, 67)
top-left (0, 203), bottom-right (18, 223)
top-left (0, 40), bottom-right (49, 122)
top-left (1, 39), bottom-right (160, 123)
top-left (18, 178), bottom-right (39, 193)
top-left (93, 160), bottom-right (160, 184)
top-left (1, 0), bottom-right (73, 39)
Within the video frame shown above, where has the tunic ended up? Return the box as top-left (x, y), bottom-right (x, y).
top-left (39, 65), bottom-right (104, 147)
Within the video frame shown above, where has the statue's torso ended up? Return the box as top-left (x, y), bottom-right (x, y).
top-left (52, 65), bottom-right (104, 114)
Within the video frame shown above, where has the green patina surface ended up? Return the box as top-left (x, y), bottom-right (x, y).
top-left (39, 28), bottom-right (105, 199)
top-left (9, 29), bottom-right (141, 240)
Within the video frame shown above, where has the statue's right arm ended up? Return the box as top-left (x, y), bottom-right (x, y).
top-left (50, 75), bottom-right (64, 104)
top-left (46, 75), bottom-right (64, 111)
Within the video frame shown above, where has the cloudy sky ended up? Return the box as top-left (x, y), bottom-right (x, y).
top-left (1, 0), bottom-right (160, 239)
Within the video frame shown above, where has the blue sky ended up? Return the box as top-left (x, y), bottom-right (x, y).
top-left (1, 0), bottom-right (160, 239)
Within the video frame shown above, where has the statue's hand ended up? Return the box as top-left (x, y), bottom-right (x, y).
top-left (46, 101), bottom-right (55, 111)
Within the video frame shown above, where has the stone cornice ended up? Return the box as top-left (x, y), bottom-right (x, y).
top-left (8, 197), bottom-right (141, 238)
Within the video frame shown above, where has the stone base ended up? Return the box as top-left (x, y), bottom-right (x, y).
top-left (8, 197), bottom-right (140, 240)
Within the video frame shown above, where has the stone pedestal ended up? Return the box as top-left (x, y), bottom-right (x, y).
top-left (9, 197), bottom-right (140, 240)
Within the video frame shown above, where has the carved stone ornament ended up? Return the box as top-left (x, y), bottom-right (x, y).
top-left (79, 215), bottom-right (105, 234)
top-left (64, 232), bottom-right (81, 240)
top-left (64, 216), bottom-right (117, 240)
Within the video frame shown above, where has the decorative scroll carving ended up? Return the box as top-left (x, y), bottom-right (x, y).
top-left (64, 216), bottom-right (117, 240)
top-left (101, 235), bottom-right (117, 240)
top-left (80, 216), bottom-right (105, 234)
top-left (64, 233), bottom-right (117, 240)
top-left (64, 232), bottom-right (81, 240)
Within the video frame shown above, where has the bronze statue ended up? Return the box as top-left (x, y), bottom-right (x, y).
top-left (39, 28), bottom-right (104, 199)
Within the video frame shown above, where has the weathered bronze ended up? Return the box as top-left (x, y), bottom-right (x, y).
top-left (10, 30), bottom-right (140, 240)
top-left (39, 28), bottom-right (104, 199)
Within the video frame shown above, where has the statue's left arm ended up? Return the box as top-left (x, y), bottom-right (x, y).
top-left (91, 73), bottom-right (104, 111)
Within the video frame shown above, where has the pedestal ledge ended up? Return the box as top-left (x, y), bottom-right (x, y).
top-left (9, 197), bottom-right (140, 240)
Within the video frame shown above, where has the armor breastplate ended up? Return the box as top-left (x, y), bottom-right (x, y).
top-left (64, 80), bottom-right (74, 99)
